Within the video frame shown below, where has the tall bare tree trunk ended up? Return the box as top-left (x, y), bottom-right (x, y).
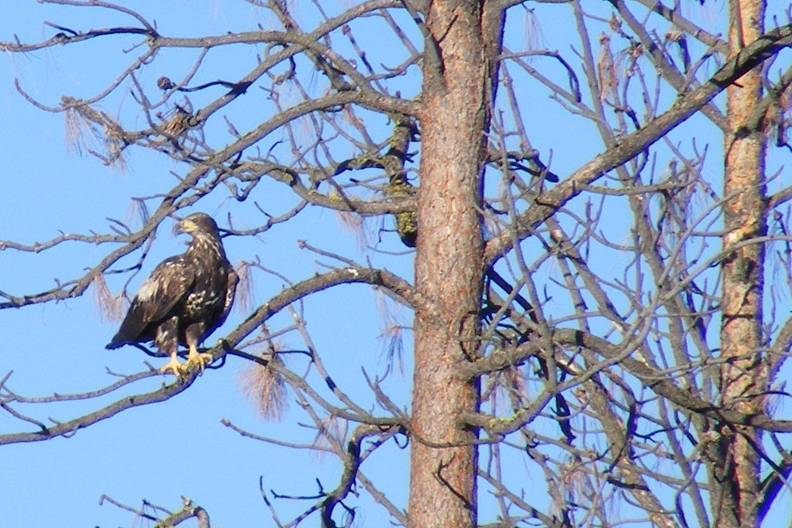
top-left (408, 2), bottom-right (502, 527)
top-left (717, 1), bottom-right (767, 526)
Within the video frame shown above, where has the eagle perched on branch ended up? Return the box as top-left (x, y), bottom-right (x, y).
top-left (106, 213), bottom-right (238, 376)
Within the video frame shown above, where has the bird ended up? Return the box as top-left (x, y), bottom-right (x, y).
top-left (106, 213), bottom-right (238, 376)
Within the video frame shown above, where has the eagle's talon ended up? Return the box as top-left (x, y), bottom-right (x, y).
top-left (160, 357), bottom-right (188, 377)
top-left (185, 349), bottom-right (214, 373)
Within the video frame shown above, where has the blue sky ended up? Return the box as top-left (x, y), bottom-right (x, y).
top-left (2, 2), bottom-right (791, 527)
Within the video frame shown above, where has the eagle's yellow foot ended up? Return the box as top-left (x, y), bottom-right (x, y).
top-left (185, 347), bottom-right (214, 373)
top-left (160, 355), bottom-right (188, 377)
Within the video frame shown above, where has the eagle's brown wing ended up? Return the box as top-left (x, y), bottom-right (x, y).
top-left (220, 266), bottom-right (239, 325)
top-left (106, 256), bottom-right (196, 349)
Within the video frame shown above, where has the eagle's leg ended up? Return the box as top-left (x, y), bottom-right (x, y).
top-left (156, 317), bottom-right (188, 376)
top-left (184, 324), bottom-right (213, 372)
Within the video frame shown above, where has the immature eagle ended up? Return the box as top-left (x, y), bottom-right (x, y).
top-left (106, 213), bottom-right (238, 376)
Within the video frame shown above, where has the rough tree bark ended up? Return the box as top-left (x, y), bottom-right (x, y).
top-left (409, 2), bottom-right (502, 527)
top-left (717, 1), bottom-right (768, 527)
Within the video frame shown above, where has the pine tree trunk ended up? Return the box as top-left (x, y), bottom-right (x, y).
top-left (715, 1), bottom-right (767, 526)
top-left (408, 2), bottom-right (503, 527)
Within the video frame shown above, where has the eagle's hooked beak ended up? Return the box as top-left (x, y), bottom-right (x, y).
top-left (174, 218), bottom-right (196, 236)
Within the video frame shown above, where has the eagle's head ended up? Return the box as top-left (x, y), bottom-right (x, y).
top-left (176, 213), bottom-right (220, 238)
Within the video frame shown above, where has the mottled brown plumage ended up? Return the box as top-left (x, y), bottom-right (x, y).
top-left (106, 213), bottom-right (238, 375)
